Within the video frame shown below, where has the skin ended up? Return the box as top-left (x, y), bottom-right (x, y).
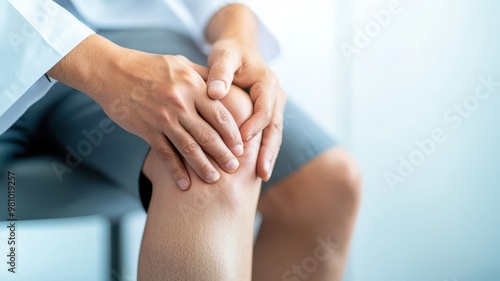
top-left (139, 84), bottom-right (260, 280)
top-left (138, 5), bottom-right (362, 280)
top-left (47, 35), bottom-right (242, 189)
top-left (254, 147), bottom-right (361, 281)
top-left (47, 5), bottom-right (285, 190)
top-left (139, 85), bottom-right (361, 280)
top-left (48, 3), bottom-right (361, 280)
top-left (205, 4), bottom-right (284, 181)
top-left (183, 5), bottom-right (362, 280)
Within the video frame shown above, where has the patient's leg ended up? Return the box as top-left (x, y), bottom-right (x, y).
top-left (138, 85), bottom-right (260, 281)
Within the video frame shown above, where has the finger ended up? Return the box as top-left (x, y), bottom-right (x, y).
top-left (150, 136), bottom-right (191, 190)
top-left (239, 79), bottom-right (278, 142)
top-left (189, 63), bottom-right (209, 81)
top-left (207, 49), bottom-right (241, 100)
top-left (195, 96), bottom-right (244, 157)
top-left (165, 126), bottom-right (221, 184)
top-left (180, 114), bottom-right (240, 174)
top-left (257, 89), bottom-right (287, 181)
top-left (176, 56), bottom-right (209, 81)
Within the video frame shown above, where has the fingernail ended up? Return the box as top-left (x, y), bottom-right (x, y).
top-left (209, 80), bottom-right (226, 93)
top-left (226, 158), bottom-right (239, 171)
top-left (232, 144), bottom-right (244, 156)
top-left (265, 160), bottom-right (271, 174)
top-left (206, 172), bottom-right (220, 183)
top-left (177, 179), bottom-right (189, 191)
top-left (246, 134), bottom-right (255, 142)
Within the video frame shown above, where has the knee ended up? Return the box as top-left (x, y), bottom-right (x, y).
top-left (298, 148), bottom-right (361, 226)
top-left (185, 84), bottom-right (260, 212)
top-left (260, 147), bottom-right (361, 228)
top-left (220, 85), bottom-right (253, 127)
top-left (322, 148), bottom-right (362, 211)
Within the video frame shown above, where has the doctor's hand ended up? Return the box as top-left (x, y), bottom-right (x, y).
top-left (48, 34), bottom-right (244, 190)
top-left (206, 38), bottom-right (287, 182)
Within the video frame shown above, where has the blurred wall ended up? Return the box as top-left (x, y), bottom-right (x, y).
top-left (349, 0), bottom-right (500, 280)
top-left (251, 0), bottom-right (352, 142)
top-left (256, 0), bottom-right (500, 280)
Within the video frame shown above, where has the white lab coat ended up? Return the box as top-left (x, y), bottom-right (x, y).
top-left (0, 0), bottom-right (279, 134)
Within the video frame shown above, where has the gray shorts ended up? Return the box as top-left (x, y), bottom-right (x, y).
top-left (0, 29), bottom-right (335, 210)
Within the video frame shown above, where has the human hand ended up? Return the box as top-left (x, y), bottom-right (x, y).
top-left (48, 35), bottom-right (244, 190)
top-left (206, 38), bottom-right (287, 181)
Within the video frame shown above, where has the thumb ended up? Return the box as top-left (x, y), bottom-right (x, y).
top-left (207, 49), bottom-right (241, 100)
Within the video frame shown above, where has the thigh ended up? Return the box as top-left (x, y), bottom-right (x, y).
top-left (0, 83), bottom-right (78, 219)
top-left (43, 86), bottom-right (149, 197)
top-left (0, 82), bottom-right (75, 171)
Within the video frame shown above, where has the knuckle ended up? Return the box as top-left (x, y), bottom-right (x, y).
top-left (156, 146), bottom-right (177, 162)
top-left (159, 111), bottom-right (175, 125)
top-left (183, 71), bottom-right (204, 88)
top-left (214, 108), bottom-right (231, 125)
top-left (198, 129), bottom-right (217, 146)
top-left (181, 141), bottom-right (199, 156)
top-left (175, 55), bottom-right (188, 62)
top-left (229, 131), bottom-right (241, 144)
top-left (165, 86), bottom-right (180, 100)
top-left (263, 111), bottom-right (273, 123)
top-left (178, 68), bottom-right (193, 80)
top-left (271, 120), bottom-right (283, 136)
top-left (167, 92), bottom-right (189, 111)
top-left (254, 104), bottom-right (271, 120)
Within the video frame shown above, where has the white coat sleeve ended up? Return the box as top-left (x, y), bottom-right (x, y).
top-left (178, 0), bottom-right (280, 62)
top-left (0, 0), bottom-right (94, 135)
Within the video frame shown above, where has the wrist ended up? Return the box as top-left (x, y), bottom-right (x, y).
top-left (206, 4), bottom-right (259, 51)
top-left (47, 34), bottom-right (125, 99)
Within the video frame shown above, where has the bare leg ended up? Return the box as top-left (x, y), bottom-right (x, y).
top-left (138, 86), bottom-right (260, 281)
top-left (253, 147), bottom-right (362, 281)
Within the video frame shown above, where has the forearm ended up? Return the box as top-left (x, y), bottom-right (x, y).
top-left (47, 34), bottom-right (160, 109)
top-left (205, 4), bottom-right (259, 50)
top-left (48, 34), bottom-right (122, 100)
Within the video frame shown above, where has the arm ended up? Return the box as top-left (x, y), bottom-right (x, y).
top-left (0, 0), bottom-right (94, 134)
top-left (205, 4), bottom-right (259, 51)
top-left (47, 33), bottom-right (244, 190)
top-left (204, 3), bottom-right (287, 181)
